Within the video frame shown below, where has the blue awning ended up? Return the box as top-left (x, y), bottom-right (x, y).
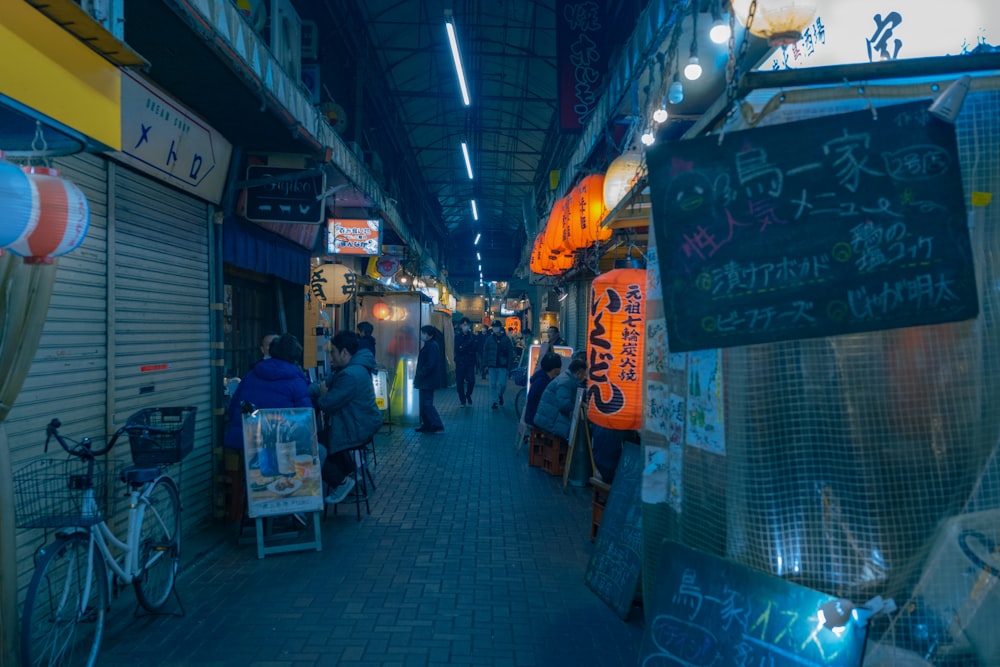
top-left (222, 215), bottom-right (310, 285)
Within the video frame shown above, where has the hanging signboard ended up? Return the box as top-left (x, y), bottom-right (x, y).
top-left (245, 165), bottom-right (325, 224)
top-left (328, 217), bottom-right (382, 255)
top-left (647, 101), bottom-right (978, 352)
top-left (555, 0), bottom-right (608, 132)
top-left (241, 407), bottom-right (323, 518)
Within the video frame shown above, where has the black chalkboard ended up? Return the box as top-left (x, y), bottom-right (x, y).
top-left (647, 101), bottom-right (977, 352)
top-left (245, 165), bottom-right (326, 224)
top-left (584, 442), bottom-right (642, 619)
top-left (641, 540), bottom-right (868, 666)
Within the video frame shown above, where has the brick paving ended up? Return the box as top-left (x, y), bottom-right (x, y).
top-left (99, 376), bottom-right (643, 666)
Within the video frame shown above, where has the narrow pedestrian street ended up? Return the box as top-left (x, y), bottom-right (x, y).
top-left (100, 377), bottom-right (643, 666)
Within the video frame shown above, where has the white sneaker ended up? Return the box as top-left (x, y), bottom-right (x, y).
top-left (324, 477), bottom-right (356, 504)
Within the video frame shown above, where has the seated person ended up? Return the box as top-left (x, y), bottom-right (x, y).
top-left (590, 426), bottom-right (639, 483)
top-left (312, 331), bottom-right (383, 504)
top-left (224, 334), bottom-right (311, 450)
top-left (533, 359), bottom-right (587, 441)
top-left (524, 352), bottom-right (562, 427)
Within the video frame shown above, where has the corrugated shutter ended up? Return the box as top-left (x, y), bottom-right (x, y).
top-left (5, 153), bottom-right (110, 456)
top-left (113, 164), bottom-right (214, 530)
top-left (561, 281), bottom-right (590, 353)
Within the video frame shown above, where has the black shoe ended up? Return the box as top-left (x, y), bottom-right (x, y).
top-left (415, 426), bottom-right (432, 433)
top-left (429, 426), bottom-right (445, 433)
top-left (492, 402), bottom-right (499, 409)
top-left (499, 396), bottom-right (504, 406)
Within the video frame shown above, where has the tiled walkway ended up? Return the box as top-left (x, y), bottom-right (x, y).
top-left (100, 376), bottom-right (644, 666)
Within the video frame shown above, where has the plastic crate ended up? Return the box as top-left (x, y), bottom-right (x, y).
top-left (13, 458), bottom-right (110, 528)
top-left (128, 406), bottom-right (197, 466)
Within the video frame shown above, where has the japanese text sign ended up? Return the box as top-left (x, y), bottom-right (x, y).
top-left (586, 269), bottom-right (646, 430)
top-left (555, 0), bottom-right (608, 132)
top-left (328, 218), bottom-right (382, 255)
top-left (647, 101), bottom-right (977, 351)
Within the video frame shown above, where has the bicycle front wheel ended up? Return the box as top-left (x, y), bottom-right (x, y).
top-left (133, 475), bottom-right (181, 611)
top-left (21, 534), bottom-right (107, 667)
top-left (515, 388), bottom-right (526, 420)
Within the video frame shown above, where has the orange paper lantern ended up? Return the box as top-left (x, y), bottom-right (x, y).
top-left (544, 196), bottom-right (571, 255)
top-left (567, 173), bottom-right (609, 250)
top-left (505, 316), bottom-right (521, 334)
top-left (372, 302), bottom-right (391, 320)
top-left (586, 269), bottom-right (646, 430)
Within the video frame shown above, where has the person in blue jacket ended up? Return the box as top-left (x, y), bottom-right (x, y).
top-left (224, 333), bottom-right (311, 451)
top-left (524, 352), bottom-right (562, 427)
top-left (414, 325), bottom-right (446, 433)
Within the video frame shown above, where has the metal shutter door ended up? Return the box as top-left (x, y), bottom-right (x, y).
top-left (113, 164), bottom-right (213, 529)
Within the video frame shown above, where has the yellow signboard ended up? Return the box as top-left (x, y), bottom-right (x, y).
top-left (0, 3), bottom-right (121, 149)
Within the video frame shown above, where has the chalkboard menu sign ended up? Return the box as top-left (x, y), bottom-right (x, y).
top-left (641, 541), bottom-right (868, 666)
top-left (584, 442), bottom-right (642, 619)
top-left (647, 101), bottom-right (977, 351)
top-left (245, 165), bottom-right (326, 224)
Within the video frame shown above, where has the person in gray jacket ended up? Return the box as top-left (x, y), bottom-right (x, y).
top-left (532, 359), bottom-right (587, 440)
top-left (313, 330), bottom-right (383, 504)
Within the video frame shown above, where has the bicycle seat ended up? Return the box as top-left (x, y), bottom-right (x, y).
top-left (120, 466), bottom-right (159, 485)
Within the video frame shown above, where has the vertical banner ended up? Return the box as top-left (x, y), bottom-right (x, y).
top-left (556, 0), bottom-right (608, 132)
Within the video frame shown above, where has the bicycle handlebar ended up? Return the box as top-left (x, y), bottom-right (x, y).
top-left (45, 418), bottom-right (174, 459)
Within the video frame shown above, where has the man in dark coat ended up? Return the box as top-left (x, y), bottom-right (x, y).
top-left (414, 325), bottom-right (446, 433)
top-left (534, 359), bottom-right (587, 440)
top-left (356, 321), bottom-right (376, 354)
top-left (524, 352), bottom-right (562, 427)
top-left (313, 331), bottom-right (383, 504)
top-left (482, 321), bottom-right (515, 409)
top-left (454, 317), bottom-right (477, 407)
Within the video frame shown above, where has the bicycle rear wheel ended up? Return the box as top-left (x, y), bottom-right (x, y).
top-left (133, 476), bottom-right (181, 611)
top-left (21, 534), bottom-right (107, 667)
top-left (515, 388), bottom-right (526, 420)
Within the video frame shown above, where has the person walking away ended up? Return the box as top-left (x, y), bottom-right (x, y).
top-left (533, 359), bottom-right (587, 440)
top-left (483, 320), bottom-right (515, 409)
top-left (524, 352), bottom-right (562, 427)
top-left (454, 317), bottom-right (477, 407)
top-left (313, 331), bottom-right (383, 504)
top-left (414, 325), bottom-right (446, 433)
top-left (357, 321), bottom-right (376, 354)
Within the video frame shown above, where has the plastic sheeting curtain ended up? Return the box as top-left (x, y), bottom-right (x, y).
top-left (0, 253), bottom-right (58, 664)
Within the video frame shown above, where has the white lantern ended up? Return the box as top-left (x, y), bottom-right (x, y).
top-left (7, 167), bottom-right (89, 264)
top-left (603, 152), bottom-right (643, 211)
top-left (309, 263), bottom-right (357, 305)
top-left (730, 0), bottom-right (818, 46)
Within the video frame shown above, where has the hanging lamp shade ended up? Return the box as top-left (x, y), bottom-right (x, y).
top-left (730, 0), bottom-right (818, 46)
top-left (586, 268), bottom-right (646, 430)
top-left (603, 152), bottom-right (643, 211)
top-left (567, 173), bottom-right (610, 250)
top-left (544, 196), bottom-right (571, 255)
top-left (309, 263), bottom-right (357, 305)
top-left (0, 155), bottom-right (39, 251)
top-left (7, 167), bottom-right (89, 264)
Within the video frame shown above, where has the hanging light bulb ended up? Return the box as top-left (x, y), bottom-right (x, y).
top-left (652, 102), bottom-right (669, 124)
top-left (640, 131), bottom-right (655, 146)
top-left (709, 3), bottom-right (731, 44)
top-left (668, 73), bottom-right (685, 105)
top-left (684, 55), bottom-right (702, 80)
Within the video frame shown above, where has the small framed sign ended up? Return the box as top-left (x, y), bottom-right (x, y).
top-left (328, 218), bottom-right (382, 255)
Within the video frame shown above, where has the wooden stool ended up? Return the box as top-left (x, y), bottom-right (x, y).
top-left (589, 476), bottom-right (611, 542)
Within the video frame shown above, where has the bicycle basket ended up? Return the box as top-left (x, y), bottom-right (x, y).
top-left (511, 366), bottom-right (528, 387)
top-left (127, 406), bottom-right (197, 466)
top-left (13, 458), bottom-right (110, 528)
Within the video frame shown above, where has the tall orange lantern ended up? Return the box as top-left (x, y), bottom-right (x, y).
top-left (544, 196), bottom-right (570, 254)
top-left (530, 233), bottom-right (548, 275)
top-left (586, 268), bottom-right (646, 430)
top-left (567, 173), bottom-right (610, 249)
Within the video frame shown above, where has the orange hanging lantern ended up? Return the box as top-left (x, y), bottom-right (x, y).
top-left (586, 268), bottom-right (646, 430)
top-left (372, 301), bottom-right (391, 320)
top-left (505, 316), bottom-right (521, 334)
top-left (544, 196), bottom-right (570, 255)
top-left (8, 167), bottom-right (89, 264)
top-left (567, 173), bottom-right (609, 250)
top-left (530, 233), bottom-right (547, 275)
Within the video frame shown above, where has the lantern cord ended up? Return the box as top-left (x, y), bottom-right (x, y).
top-left (719, 0), bottom-right (756, 145)
top-left (31, 121), bottom-right (53, 169)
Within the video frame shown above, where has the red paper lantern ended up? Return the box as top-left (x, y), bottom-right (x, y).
top-left (7, 167), bottom-right (89, 264)
top-left (586, 269), bottom-right (646, 430)
top-left (372, 302), bottom-right (391, 320)
top-left (567, 173), bottom-right (609, 250)
top-left (544, 196), bottom-right (570, 255)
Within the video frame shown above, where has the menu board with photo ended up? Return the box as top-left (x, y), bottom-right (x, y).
top-left (242, 407), bottom-right (324, 518)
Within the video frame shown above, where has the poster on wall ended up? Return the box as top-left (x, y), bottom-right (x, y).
top-left (685, 350), bottom-right (725, 455)
top-left (242, 407), bottom-right (323, 518)
top-left (328, 218), bottom-right (381, 255)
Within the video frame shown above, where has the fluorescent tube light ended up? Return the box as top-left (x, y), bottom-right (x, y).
top-left (474, 233), bottom-right (481, 245)
top-left (461, 142), bottom-right (474, 179)
top-left (445, 19), bottom-right (471, 106)
top-left (476, 252), bottom-right (481, 260)
top-left (471, 200), bottom-right (479, 220)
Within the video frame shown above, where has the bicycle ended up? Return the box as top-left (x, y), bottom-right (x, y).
top-left (14, 406), bottom-right (196, 667)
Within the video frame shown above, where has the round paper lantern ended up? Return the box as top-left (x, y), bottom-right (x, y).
top-left (567, 173), bottom-right (609, 250)
top-left (529, 234), bottom-right (547, 275)
top-left (603, 152), bottom-right (643, 211)
top-left (586, 268), bottom-right (646, 430)
top-left (505, 317), bottom-right (521, 334)
top-left (0, 155), bottom-right (39, 250)
top-left (730, 0), bottom-right (818, 46)
top-left (372, 301), bottom-right (391, 320)
top-left (543, 196), bottom-right (570, 255)
top-left (309, 263), bottom-right (357, 305)
top-left (7, 167), bottom-right (89, 264)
